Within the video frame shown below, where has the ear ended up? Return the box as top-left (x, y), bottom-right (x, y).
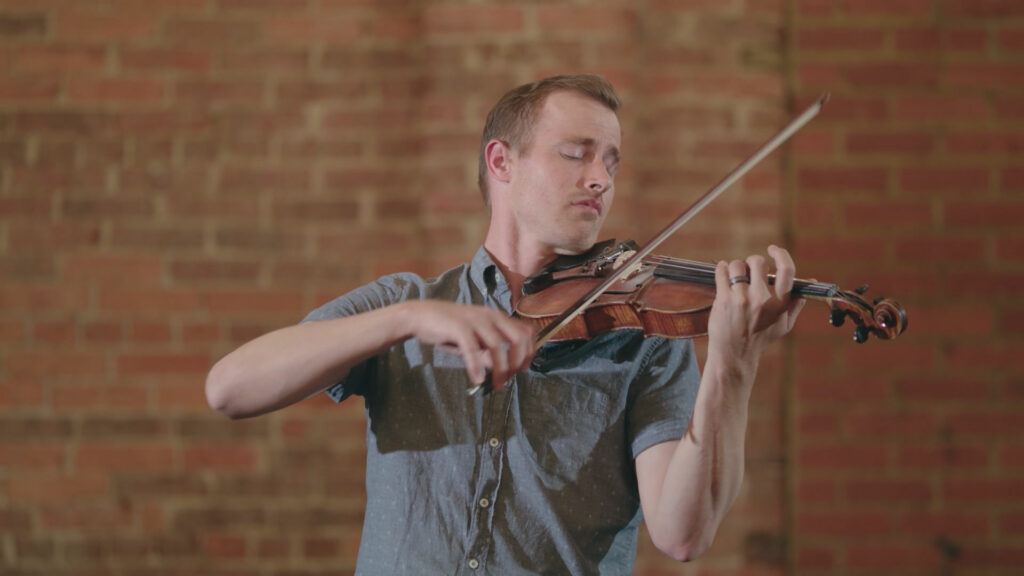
top-left (484, 139), bottom-right (513, 185)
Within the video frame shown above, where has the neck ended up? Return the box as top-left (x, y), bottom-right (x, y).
top-left (483, 228), bottom-right (559, 304)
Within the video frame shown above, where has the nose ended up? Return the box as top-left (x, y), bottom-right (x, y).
top-left (584, 159), bottom-right (612, 194)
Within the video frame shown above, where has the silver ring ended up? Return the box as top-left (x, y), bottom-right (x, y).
top-left (729, 275), bottom-right (750, 286)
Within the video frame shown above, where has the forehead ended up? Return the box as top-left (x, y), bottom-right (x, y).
top-left (532, 91), bottom-right (622, 148)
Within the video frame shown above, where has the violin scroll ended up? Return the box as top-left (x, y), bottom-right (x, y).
top-left (827, 287), bottom-right (907, 343)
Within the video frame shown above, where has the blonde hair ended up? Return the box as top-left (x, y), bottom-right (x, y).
top-left (477, 74), bottom-right (621, 204)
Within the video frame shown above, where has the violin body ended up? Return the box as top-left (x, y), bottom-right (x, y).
top-left (517, 265), bottom-right (714, 342)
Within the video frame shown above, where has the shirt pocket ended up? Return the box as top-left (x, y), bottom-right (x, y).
top-left (515, 376), bottom-right (615, 490)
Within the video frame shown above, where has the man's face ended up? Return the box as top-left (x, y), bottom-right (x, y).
top-left (504, 91), bottom-right (621, 255)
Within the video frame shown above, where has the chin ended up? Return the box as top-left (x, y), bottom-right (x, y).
top-left (552, 235), bottom-right (599, 256)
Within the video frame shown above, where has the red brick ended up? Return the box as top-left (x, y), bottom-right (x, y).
top-left (847, 480), bottom-right (932, 502)
top-left (6, 352), bottom-right (106, 379)
top-left (798, 28), bottom-right (887, 51)
top-left (948, 63), bottom-right (1024, 88)
top-left (165, 18), bottom-right (261, 45)
top-left (900, 513), bottom-right (990, 536)
top-left (946, 132), bottom-right (1024, 155)
top-left (220, 48), bottom-right (309, 72)
top-left (946, 411), bottom-right (1024, 437)
top-left (946, 202), bottom-right (1024, 228)
top-left (12, 46), bottom-right (106, 73)
top-left (945, 480), bottom-right (1024, 502)
top-left (844, 201), bottom-right (931, 229)
top-left (798, 167), bottom-right (887, 192)
top-left (5, 472), bottom-right (109, 505)
top-left (1000, 445), bottom-right (1024, 469)
top-left (63, 254), bottom-right (163, 285)
top-left (156, 381), bottom-right (210, 410)
top-left (53, 385), bottom-right (148, 412)
top-left (303, 537), bottom-right (340, 557)
top-left (75, 445), bottom-right (175, 471)
top-left (846, 545), bottom-right (942, 568)
top-left (98, 289), bottom-right (201, 313)
top-left (799, 446), bottom-right (888, 469)
top-left (797, 480), bottom-right (837, 502)
top-left (121, 48), bottom-right (211, 72)
top-left (0, 444), bottom-right (65, 469)
top-left (797, 513), bottom-right (892, 535)
top-left (170, 259), bottom-right (262, 283)
top-left (424, 5), bottom-right (524, 35)
top-left (1002, 514), bottom-right (1024, 534)
top-left (202, 534), bottom-right (247, 558)
top-left (1004, 167), bottom-right (1024, 189)
top-left (257, 537), bottom-right (289, 558)
top-left (0, 79), bottom-right (60, 102)
top-left (844, 0), bottom-right (932, 16)
top-left (183, 444), bottom-right (259, 471)
top-left (896, 28), bottom-right (987, 52)
top-left (797, 546), bottom-right (836, 570)
top-left (945, 0), bottom-right (1024, 18)
top-left (205, 290), bottom-right (304, 315)
top-left (895, 238), bottom-right (984, 263)
top-left (537, 7), bottom-right (636, 34)
top-left (54, 14), bottom-right (156, 42)
top-left (845, 411), bottom-right (939, 438)
top-left (846, 132), bottom-right (935, 155)
top-left (118, 353), bottom-right (211, 376)
top-left (130, 322), bottom-right (173, 344)
top-left (218, 0), bottom-right (310, 10)
top-left (896, 96), bottom-right (989, 122)
top-left (39, 504), bottom-right (134, 531)
top-left (900, 167), bottom-right (990, 194)
top-left (263, 16), bottom-right (363, 44)
top-left (960, 547), bottom-right (1024, 568)
top-left (994, 98), bottom-right (1024, 120)
top-left (843, 62), bottom-right (941, 88)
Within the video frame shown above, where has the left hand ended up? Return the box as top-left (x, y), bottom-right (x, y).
top-left (707, 245), bottom-right (806, 363)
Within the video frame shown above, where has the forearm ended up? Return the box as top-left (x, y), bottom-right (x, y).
top-left (646, 351), bottom-right (756, 560)
top-left (206, 302), bottom-right (415, 419)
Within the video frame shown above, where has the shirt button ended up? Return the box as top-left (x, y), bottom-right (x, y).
top-left (479, 498), bottom-right (490, 508)
top-left (468, 558), bottom-right (480, 569)
top-left (488, 437), bottom-right (500, 448)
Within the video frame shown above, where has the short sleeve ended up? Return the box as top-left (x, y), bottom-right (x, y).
top-left (627, 337), bottom-right (701, 459)
top-left (300, 274), bottom-right (416, 402)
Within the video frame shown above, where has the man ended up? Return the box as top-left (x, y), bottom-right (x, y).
top-left (206, 74), bottom-right (804, 574)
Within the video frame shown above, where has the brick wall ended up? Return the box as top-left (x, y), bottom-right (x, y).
top-left (2, 0), bottom-right (1018, 575)
top-left (790, 0), bottom-right (1024, 574)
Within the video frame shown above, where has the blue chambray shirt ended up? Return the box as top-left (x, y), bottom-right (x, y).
top-left (302, 247), bottom-right (700, 575)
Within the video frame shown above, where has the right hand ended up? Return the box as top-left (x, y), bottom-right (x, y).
top-left (402, 300), bottom-right (536, 392)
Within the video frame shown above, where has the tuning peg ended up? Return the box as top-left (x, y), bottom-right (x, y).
top-left (830, 309), bottom-right (846, 327)
top-left (854, 284), bottom-right (869, 295)
top-left (853, 325), bottom-right (870, 343)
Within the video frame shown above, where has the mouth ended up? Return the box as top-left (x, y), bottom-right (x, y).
top-left (572, 199), bottom-right (603, 215)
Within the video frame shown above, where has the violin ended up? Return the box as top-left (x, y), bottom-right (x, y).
top-left (466, 93), bottom-right (908, 396)
top-left (515, 239), bottom-right (907, 345)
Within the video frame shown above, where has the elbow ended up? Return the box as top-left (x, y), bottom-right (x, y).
top-left (205, 359), bottom-right (246, 419)
top-left (650, 530), bottom-right (715, 563)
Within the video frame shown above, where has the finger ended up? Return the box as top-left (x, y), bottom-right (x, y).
top-left (491, 313), bottom-right (535, 373)
top-left (714, 260), bottom-right (731, 300)
top-left (727, 259), bottom-right (749, 295)
top-left (767, 244), bottom-right (796, 301)
top-left (471, 321), bottom-right (509, 388)
top-left (746, 254), bottom-right (769, 303)
top-left (456, 329), bottom-right (485, 386)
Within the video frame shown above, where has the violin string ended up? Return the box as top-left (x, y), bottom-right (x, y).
top-left (645, 255), bottom-right (837, 298)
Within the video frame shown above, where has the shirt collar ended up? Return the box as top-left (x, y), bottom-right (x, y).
top-left (470, 246), bottom-right (505, 297)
